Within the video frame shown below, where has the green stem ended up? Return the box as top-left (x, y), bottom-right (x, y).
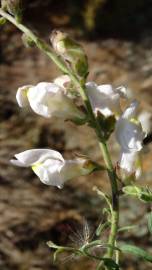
top-left (0, 8), bottom-right (119, 260)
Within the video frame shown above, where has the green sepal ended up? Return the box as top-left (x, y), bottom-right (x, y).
top-left (123, 185), bottom-right (152, 203)
top-left (97, 112), bottom-right (116, 140)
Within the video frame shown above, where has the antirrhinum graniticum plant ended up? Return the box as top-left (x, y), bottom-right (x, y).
top-left (1, 3), bottom-right (152, 270)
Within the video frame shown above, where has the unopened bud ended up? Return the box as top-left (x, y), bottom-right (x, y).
top-left (50, 30), bottom-right (88, 79)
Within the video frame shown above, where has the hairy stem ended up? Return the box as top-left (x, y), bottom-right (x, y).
top-left (0, 8), bottom-right (119, 261)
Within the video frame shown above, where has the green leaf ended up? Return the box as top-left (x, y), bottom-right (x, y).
top-left (120, 244), bottom-right (152, 263)
top-left (96, 221), bottom-right (110, 236)
top-left (147, 212), bottom-right (152, 234)
top-left (118, 225), bottom-right (137, 232)
top-left (102, 258), bottom-right (119, 270)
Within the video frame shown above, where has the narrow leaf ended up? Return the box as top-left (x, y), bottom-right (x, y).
top-left (103, 258), bottom-right (119, 270)
top-left (120, 244), bottom-right (152, 263)
top-left (118, 225), bottom-right (137, 232)
top-left (147, 212), bottom-right (152, 234)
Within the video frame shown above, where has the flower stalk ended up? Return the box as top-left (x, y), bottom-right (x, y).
top-left (0, 7), bottom-right (119, 263)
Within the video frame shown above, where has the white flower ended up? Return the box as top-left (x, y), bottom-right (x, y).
top-left (16, 82), bottom-right (85, 120)
top-left (138, 111), bottom-right (152, 135)
top-left (115, 101), bottom-right (144, 152)
top-left (85, 82), bottom-right (127, 117)
top-left (10, 149), bottom-right (96, 188)
top-left (53, 75), bottom-right (71, 89)
top-left (115, 101), bottom-right (145, 175)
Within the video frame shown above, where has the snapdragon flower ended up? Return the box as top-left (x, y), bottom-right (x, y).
top-left (85, 82), bottom-right (127, 117)
top-left (115, 101), bottom-right (145, 175)
top-left (16, 82), bottom-right (85, 120)
top-left (10, 149), bottom-right (98, 188)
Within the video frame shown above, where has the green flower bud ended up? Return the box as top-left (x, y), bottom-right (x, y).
top-left (50, 30), bottom-right (88, 79)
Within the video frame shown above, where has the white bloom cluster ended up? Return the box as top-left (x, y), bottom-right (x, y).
top-left (12, 74), bottom-right (151, 186)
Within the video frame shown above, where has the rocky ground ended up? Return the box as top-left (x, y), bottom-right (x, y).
top-left (0, 3), bottom-right (152, 269)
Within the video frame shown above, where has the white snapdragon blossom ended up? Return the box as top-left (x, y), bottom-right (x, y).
top-left (16, 82), bottom-right (84, 120)
top-left (10, 149), bottom-right (96, 188)
top-left (86, 82), bottom-right (127, 117)
top-left (115, 101), bottom-right (145, 174)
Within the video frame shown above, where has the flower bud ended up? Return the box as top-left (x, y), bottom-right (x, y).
top-left (50, 30), bottom-right (88, 79)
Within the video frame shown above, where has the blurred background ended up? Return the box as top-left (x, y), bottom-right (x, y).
top-left (0, 0), bottom-right (152, 269)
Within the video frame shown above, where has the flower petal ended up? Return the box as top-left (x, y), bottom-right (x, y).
top-left (122, 100), bottom-right (138, 119)
top-left (13, 149), bottom-right (64, 167)
top-left (119, 151), bottom-right (138, 173)
top-left (138, 111), bottom-right (152, 134)
top-left (16, 85), bottom-right (32, 107)
top-left (115, 118), bottom-right (143, 152)
top-left (32, 159), bottom-right (64, 188)
top-left (10, 159), bottom-right (28, 167)
top-left (86, 82), bottom-right (125, 117)
top-left (97, 84), bottom-right (114, 95)
top-left (54, 75), bottom-right (71, 89)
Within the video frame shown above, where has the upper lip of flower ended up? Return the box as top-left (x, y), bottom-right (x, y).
top-left (85, 82), bottom-right (127, 117)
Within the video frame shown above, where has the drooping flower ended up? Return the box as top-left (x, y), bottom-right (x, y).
top-left (10, 149), bottom-right (98, 188)
top-left (85, 82), bottom-right (127, 117)
top-left (16, 82), bottom-right (85, 120)
top-left (115, 101), bottom-right (145, 175)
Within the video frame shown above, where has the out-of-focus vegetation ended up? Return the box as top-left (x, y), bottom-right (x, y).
top-left (22, 0), bottom-right (152, 39)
